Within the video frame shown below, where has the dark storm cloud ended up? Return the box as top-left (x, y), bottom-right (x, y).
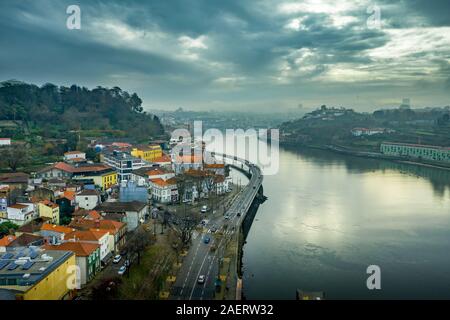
top-left (0, 0), bottom-right (449, 111)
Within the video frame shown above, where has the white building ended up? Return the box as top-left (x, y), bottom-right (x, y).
top-left (101, 151), bottom-right (150, 182)
top-left (131, 167), bottom-right (175, 187)
top-left (149, 178), bottom-right (178, 204)
top-left (351, 128), bottom-right (393, 137)
top-left (75, 190), bottom-right (101, 210)
top-left (0, 138), bottom-right (11, 146)
top-left (6, 203), bottom-right (37, 226)
top-left (64, 151), bottom-right (86, 163)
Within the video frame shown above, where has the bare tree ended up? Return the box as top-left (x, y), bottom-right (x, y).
top-left (124, 225), bottom-right (154, 265)
top-left (1, 145), bottom-right (28, 172)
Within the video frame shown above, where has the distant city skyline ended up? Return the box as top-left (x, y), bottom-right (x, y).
top-left (1, 0), bottom-right (450, 112)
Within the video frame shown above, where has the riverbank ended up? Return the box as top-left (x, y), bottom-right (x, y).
top-left (280, 142), bottom-right (450, 172)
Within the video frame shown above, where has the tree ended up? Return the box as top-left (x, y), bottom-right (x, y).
top-left (1, 145), bottom-right (28, 172)
top-left (123, 225), bottom-right (154, 265)
top-left (0, 221), bottom-right (19, 237)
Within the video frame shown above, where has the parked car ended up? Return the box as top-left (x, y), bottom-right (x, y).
top-left (197, 275), bottom-right (205, 284)
top-left (118, 266), bottom-right (126, 275)
top-left (203, 236), bottom-right (211, 244)
top-left (113, 255), bottom-right (122, 264)
top-left (201, 205), bottom-right (208, 213)
top-left (124, 260), bottom-right (130, 267)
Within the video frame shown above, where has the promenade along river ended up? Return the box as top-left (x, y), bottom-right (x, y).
top-left (240, 146), bottom-right (450, 299)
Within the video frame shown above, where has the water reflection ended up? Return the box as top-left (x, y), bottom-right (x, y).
top-left (243, 145), bottom-right (450, 300)
top-left (282, 145), bottom-right (450, 199)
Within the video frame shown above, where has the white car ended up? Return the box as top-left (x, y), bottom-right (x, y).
top-left (201, 205), bottom-right (208, 213)
top-left (113, 255), bottom-right (122, 264)
top-left (118, 266), bottom-right (127, 275)
top-left (197, 275), bottom-right (205, 284)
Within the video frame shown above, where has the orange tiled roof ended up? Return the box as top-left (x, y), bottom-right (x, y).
top-left (43, 241), bottom-right (99, 257)
top-left (66, 230), bottom-right (108, 242)
top-left (40, 223), bottom-right (75, 234)
top-left (146, 168), bottom-right (166, 176)
top-left (150, 178), bottom-right (177, 187)
top-left (0, 235), bottom-right (16, 246)
top-left (87, 210), bottom-right (101, 220)
top-left (63, 190), bottom-right (76, 201)
top-left (40, 199), bottom-right (59, 209)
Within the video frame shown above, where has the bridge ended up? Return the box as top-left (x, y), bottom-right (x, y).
top-left (169, 152), bottom-right (263, 300)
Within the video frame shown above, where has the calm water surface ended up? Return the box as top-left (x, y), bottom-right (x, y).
top-left (242, 146), bottom-right (450, 299)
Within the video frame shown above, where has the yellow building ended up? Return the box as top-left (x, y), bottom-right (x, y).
top-left (72, 170), bottom-right (118, 191)
top-left (101, 171), bottom-right (118, 190)
top-left (38, 200), bottom-right (60, 225)
top-left (131, 145), bottom-right (163, 162)
top-left (0, 248), bottom-right (76, 300)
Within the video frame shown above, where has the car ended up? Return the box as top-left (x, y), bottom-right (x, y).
top-left (124, 259), bottom-right (130, 267)
top-left (113, 255), bottom-right (122, 264)
top-left (197, 275), bottom-right (205, 284)
top-left (118, 266), bottom-right (126, 275)
top-left (201, 205), bottom-right (208, 213)
top-left (210, 226), bottom-right (217, 233)
top-left (224, 215), bottom-right (230, 220)
top-left (203, 236), bottom-right (211, 244)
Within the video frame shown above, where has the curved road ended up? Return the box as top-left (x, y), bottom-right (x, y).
top-left (170, 155), bottom-right (263, 300)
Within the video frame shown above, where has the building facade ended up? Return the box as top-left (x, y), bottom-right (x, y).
top-left (101, 151), bottom-right (150, 182)
top-left (381, 142), bottom-right (450, 163)
top-left (131, 145), bottom-right (163, 162)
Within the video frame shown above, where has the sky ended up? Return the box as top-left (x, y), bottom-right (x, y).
top-left (1, 0), bottom-right (450, 112)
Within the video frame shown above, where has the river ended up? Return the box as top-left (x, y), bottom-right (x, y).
top-left (240, 146), bottom-right (450, 299)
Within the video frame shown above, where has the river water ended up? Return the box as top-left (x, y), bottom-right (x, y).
top-left (240, 146), bottom-right (450, 299)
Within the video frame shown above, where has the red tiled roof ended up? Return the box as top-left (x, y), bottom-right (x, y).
top-left (0, 235), bottom-right (16, 246)
top-left (43, 241), bottom-right (99, 257)
top-left (40, 223), bottom-right (75, 234)
top-left (65, 230), bottom-right (108, 242)
top-left (150, 178), bottom-right (176, 187)
top-left (153, 155), bottom-right (172, 163)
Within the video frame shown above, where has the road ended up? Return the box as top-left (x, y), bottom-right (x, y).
top-left (170, 155), bottom-right (263, 300)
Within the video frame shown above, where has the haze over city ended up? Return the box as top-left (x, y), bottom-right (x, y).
top-left (1, 0), bottom-right (450, 112)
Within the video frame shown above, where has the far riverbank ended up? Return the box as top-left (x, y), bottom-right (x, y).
top-left (280, 142), bottom-right (450, 172)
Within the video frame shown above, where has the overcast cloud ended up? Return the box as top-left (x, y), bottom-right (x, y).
top-left (1, 0), bottom-right (449, 112)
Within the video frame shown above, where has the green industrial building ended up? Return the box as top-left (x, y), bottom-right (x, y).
top-left (381, 142), bottom-right (450, 163)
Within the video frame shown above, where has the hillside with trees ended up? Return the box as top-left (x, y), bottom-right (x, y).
top-left (0, 80), bottom-right (164, 140)
top-left (0, 80), bottom-right (165, 172)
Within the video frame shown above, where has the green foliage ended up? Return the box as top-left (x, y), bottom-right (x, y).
top-left (0, 81), bottom-right (164, 141)
top-left (0, 221), bottom-right (19, 237)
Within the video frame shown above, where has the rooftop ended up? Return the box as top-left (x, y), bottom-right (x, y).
top-left (77, 189), bottom-right (100, 196)
top-left (43, 241), bottom-right (99, 257)
top-left (382, 141), bottom-right (450, 150)
top-left (40, 223), bottom-right (75, 234)
top-left (95, 201), bottom-right (147, 213)
top-left (0, 247), bottom-right (74, 289)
